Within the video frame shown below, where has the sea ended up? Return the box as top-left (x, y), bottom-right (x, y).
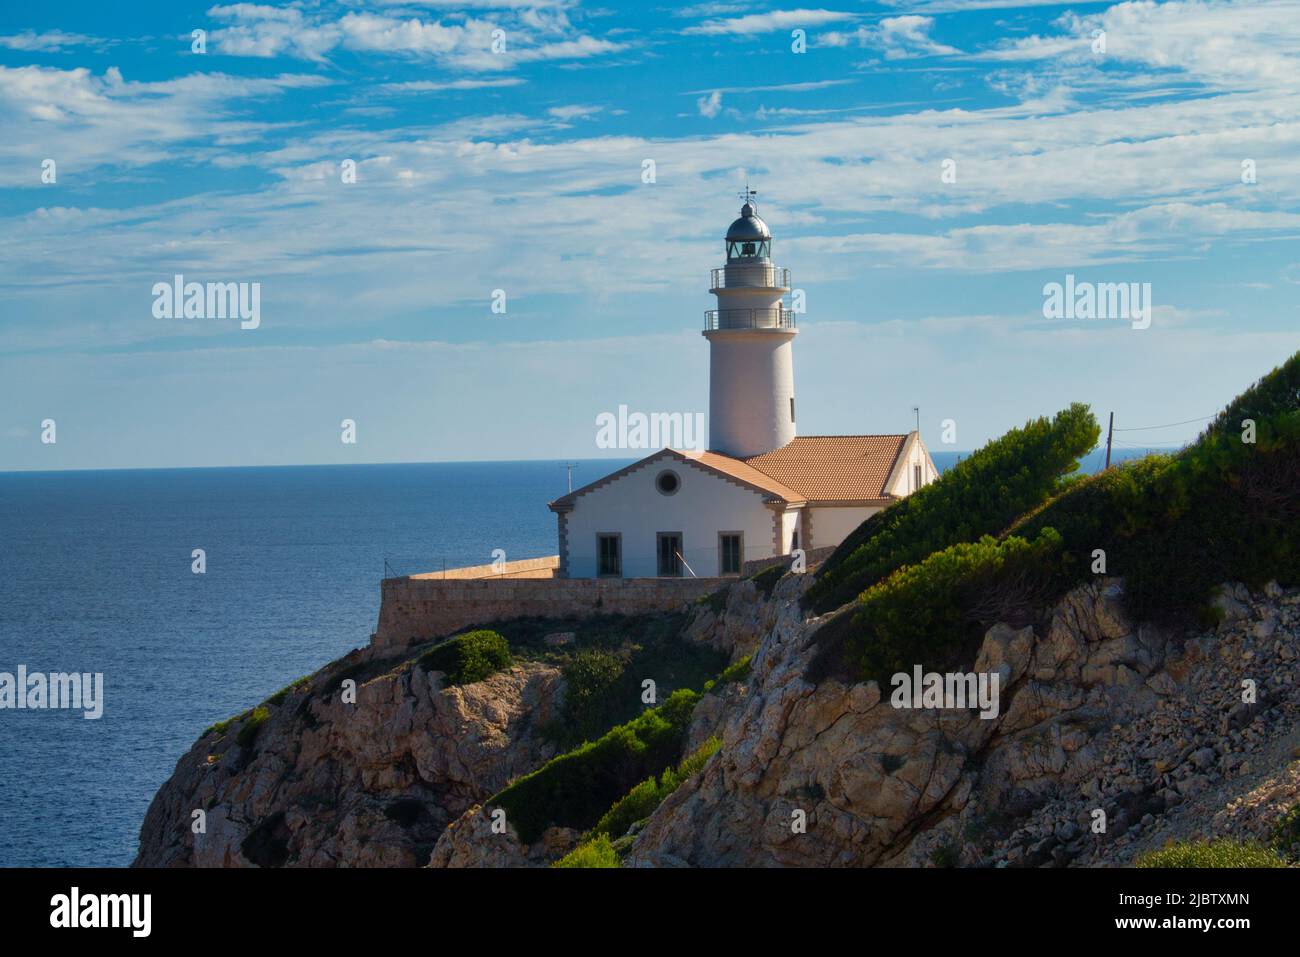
top-left (0, 448), bottom-right (1159, 867)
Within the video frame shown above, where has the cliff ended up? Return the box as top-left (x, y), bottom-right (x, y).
top-left (135, 566), bottom-right (1300, 869)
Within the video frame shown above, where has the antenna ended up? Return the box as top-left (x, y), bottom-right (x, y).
top-left (559, 462), bottom-right (578, 493)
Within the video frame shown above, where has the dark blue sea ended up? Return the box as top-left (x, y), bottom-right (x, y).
top-left (0, 448), bottom-right (1159, 866)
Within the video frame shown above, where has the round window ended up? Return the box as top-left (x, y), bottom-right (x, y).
top-left (655, 470), bottom-right (680, 496)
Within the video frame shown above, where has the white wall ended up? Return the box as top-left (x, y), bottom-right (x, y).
top-left (563, 453), bottom-right (778, 578)
top-left (885, 435), bottom-right (940, 497)
top-left (809, 505), bottom-right (883, 549)
top-left (705, 329), bottom-right (797, 458)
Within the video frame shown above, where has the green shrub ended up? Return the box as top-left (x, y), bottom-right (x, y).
top-left (489, 688), bottom-right (699, 845)
top-left (806, 403), bottom-right (1099, 614)
top-left (236, 705), bottom-right (270, 749)
top-left (1203, 351), bottom-right (1300, 442)
top-left (554, 649), bottom-right (626, 745)
top-left (1008, 354), bottom-right (1300, 624)
top-left (819, 529), bottom-right (1063, 684)
top-left (1134, 839), bottom-right (1287, 868)
top-left (1270, 804), bottom-right (1300, 860)
top-left (417, 629), bottom-right (512, 686)
top-left (591, 736), bottom-right (721, 841)
top-left (553, 834), bottom-right (621, 869)
top-left (704, 655), bottom-right (752, 692)
top-left (750, 562), bottom-right (785, 599)
top-left (810, 353), bottom-right (1300, 686)
top-left (266, 674), bottom-right (313, 707)
top-left (205, 710), bottom-right (246, 738)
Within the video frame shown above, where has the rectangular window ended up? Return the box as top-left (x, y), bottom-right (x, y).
top-left (597, 534), bottom-right (621, 577)
top-left (657, 533), bottom-right (683, 577)
top-left (719, 532), bottom-right (743, 576)
top-left (789, 397), bottom-right (795, 423)
top-left (913, 464), bottom-right (922, 491)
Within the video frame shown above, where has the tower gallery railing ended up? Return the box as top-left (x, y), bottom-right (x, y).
top-left (704, 307), bottom-right (798, 331)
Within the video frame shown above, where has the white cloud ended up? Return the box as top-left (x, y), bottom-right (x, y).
top-left (697, 89), bottom-right (723, 117)
top-left (547, 104), bottom-right (602, 120)
top-left (685, 8), bottom-right (856, 36)
top-left (380, 77), bottom-right (525, 93)
top-left (0, 65), bottom-right (333, 186)
top-left (822, 14), bottom-right (960, 58)
top-left (0, 30), bottom-right (104, 52)
top-left (205, 3), bottom-right (628, 70)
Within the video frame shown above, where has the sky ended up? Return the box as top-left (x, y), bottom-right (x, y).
top-left (1, 0), bottom-right (1297, 471)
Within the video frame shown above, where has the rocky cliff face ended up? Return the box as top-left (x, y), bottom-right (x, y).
top-left (137, 568), bottom-right (1300, 868)
top-left (133, 649), bottom-right (564, 867)
top-left (625, 575), bottom-right (1300, 867)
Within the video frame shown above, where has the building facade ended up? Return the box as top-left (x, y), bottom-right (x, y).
top-left (549, 195), bottom-right (939, 579)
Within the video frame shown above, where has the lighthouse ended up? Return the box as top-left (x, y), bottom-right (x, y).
top-left (547, 186), bottom-right (938, 579)
top-left (703, 190), bottom-right (798, 458)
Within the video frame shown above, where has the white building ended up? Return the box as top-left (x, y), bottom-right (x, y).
top-left (549, 195), bottom-right (938, 579)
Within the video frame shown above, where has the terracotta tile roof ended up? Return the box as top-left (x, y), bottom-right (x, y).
top-left (742, 435), bottom-right (909, 502)
top-left (548, 436), bottom-right (911, 511)
top-left (682, 449), bottom-right (806, 503)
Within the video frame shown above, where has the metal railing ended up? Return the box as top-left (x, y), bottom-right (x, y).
top-left (710, 265), bottom-right (790, 291)
top-left (704, 306), bottom-right (798, 331)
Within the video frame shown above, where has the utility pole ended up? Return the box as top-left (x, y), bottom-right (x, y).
top-left (1104, 412), bottom-right (1114, 470)
top-left (560, 462), bottom-right (578, 493)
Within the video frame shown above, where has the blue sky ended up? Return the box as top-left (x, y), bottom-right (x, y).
top-left (1, 0), bottom-right (1297, 470)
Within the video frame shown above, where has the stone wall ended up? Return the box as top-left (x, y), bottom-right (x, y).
top-left (373, 572), bottom-right (728, 651)
top-left (410, 555), bottom-right (559, 580)
top-left (741, 545), bottom-right (836, 577)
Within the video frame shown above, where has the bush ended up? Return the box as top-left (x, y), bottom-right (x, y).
top-left (818, 529), bottom-right (1063, 684)
top-left (806, 403), bottom-right (1098, 614)
top-left (704, 655), bottom-right (752, 692)
top-left (553, 834), bottom-right (621, 869)
top-left (489, 689), bottom-right (699, 845)
top-left (810, 352), bottom-right (1300, 686)
top-left (554, 649), bottom-right (626, 746)
top-left (1008, 353), bottom-right (1300, 624)
top-left (417, 630), bottom-right (512, 686)
top-left (1134, 840), bottom-right (1287, 868)
top-left (591, 736), bottom-right (721, 841)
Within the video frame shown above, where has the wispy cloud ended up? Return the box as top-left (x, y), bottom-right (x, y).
top-left (205, 3), bottom-right (628, 70)
top-left (0, 30), bottom-right (107, 52)
top-left (684, 8), bottom-right (856, 36)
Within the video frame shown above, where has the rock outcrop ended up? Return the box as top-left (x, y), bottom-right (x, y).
top-left (136, 564), bottom-right (1299, 869)
top-left (626, 576), bottom-right (1300, 868)
top-left (133, 652), bottom-right (564, 867)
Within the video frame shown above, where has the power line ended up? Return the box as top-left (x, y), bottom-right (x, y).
top-left (1113, 414), bottom-right (1215, 432)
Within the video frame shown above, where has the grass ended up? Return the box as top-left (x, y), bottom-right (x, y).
top-left (235, 705), bottom-right (270, 749)
top-left (590, 736), bottom-right (721, 842)
top-left (489, 688), bottom-right (700, 845)
top-left (551, 736), bottom-right (723, 868)
top-left (553, 834), bottom-right (621, 869)
top-left (1134, 839), bottom-right (1288, 868)
top-left (703, 654), bottom-right (752, 692)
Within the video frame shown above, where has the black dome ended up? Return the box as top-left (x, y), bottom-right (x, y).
top-left (726, 201), bottom-right (771, 241)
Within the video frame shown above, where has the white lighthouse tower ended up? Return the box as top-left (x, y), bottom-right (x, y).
top-left (703, 189), bottom-right (798, 458)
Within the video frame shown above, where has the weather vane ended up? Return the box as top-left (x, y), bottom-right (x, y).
top-left (738, 177), bottom-right (757, 206)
